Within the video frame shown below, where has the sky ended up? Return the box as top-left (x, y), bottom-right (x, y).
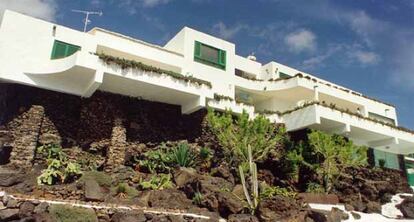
top-left (0, 0), bottom-right (414, 128)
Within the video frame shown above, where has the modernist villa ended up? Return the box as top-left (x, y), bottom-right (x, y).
top-left (0, 10), bottom-right (413, 186)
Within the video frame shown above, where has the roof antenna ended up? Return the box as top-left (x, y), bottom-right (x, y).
top-left (71, 9), bottom-right (103, 32)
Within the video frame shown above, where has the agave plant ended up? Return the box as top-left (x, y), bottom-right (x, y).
top-left (239, 145), bottom-right (259, 215)
top-left (171, 142), bottom-right (196, 167)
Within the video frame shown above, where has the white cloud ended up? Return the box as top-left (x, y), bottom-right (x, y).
top-left (302, 44), bottom-right (343, 70)
top-left (0, 0), bottom-right (57, 22)
top-left (348, 50), bottom-right (379, 65)
top-left (284, 29), bottom-right (317, 53)
top-left (211, 22), bottom-right (246, 40)
top-left (141, 0), bottom-right (171, 7)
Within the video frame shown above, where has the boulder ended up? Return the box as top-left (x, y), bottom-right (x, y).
top-left (351, 212), bottom-right (361, 220)
top-left (228, 214), bottom-right (259, 222)
top-left (19, 201), bottom-right (35, 217)
top-left (84, 178), bottom-right (105, 201)
top-left (0, 169), bottom-right (24, 187)
top-left (147, 189), bottom-right (194, 210)
top-left (397, 196), bottom-right (414, 219)
top-left (0, 208), bottom-right (19, 221)
top-left (174, 167), bottom-right (198, 187)
top-left (308, 208), bottom-right (348, 222)
top-left (257, 195), bottom-right (306, 222)
top-left (217, 192), bottom-right (244, 216)
top-left (34, 202), bottom-right (49, 214)
top-left (211, 164), bottom-right (235, 185)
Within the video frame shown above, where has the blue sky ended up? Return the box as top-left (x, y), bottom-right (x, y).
top-left (1, 0), bottom-right (414, 128)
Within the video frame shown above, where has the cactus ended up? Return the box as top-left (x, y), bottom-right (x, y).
top-left (239, 145), bottom-right (259, 214)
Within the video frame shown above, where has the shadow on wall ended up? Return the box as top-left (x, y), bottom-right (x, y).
top-left (0, 84), bottom-right (206, 150)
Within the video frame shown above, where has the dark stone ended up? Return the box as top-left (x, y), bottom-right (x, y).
top-left (216, 192), bottom-right (244, 216)
top-left (308, 210), bottom-right (328, 222)
top-left (6, 198), bottom-right (19, 208)
top-left (33, 212), bottom-right (55, 222)
top-left (0, 208), bottom-right (19, 221)
top-left (257, 196), bottom-right (306, 222)
top-left (34, 202), bottom-right (49, 214)
top-left (228, 214), bottom-right (259, 222)
top-left (0, 170), bottom-right (24, 187)
top-left (19, 202), bottom-right (35, 217)
top-left (397, 196), bottom-right (414, 219)
top-left (111, 212), bottom-right (146, 222)
top-left (84, 178), bottom-right (105, 201)
top-left (174, 167), bottom-right (198, 187)
top-left (147, 189), bottom-right (194, 210)
top-left (211, 164), bottom-right (235, 185)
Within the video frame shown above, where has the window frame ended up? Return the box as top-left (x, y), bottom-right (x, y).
top-left (194, 41), bottom-right (226, 70)
top-left (51, 40), bottom-right (81, 60)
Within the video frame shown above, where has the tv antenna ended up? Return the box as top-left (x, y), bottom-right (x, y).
top-left (71, 9), bottom-right (103, 32)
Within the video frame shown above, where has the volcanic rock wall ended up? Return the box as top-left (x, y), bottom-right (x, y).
top-left (0, 83), bottom-right (206, 169)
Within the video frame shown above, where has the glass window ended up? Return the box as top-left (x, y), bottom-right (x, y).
top-left (51, 40), bottom-right (81, 59)
top-left (194, 41), bottom-right (226, 70)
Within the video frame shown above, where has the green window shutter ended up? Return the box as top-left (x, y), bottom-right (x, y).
top-left (51, 41), bottom-right (67, 59)
top-left (51, 40), bottom-right (81, 60)
top-left (218, 50), bottom-right (226, 68)
top-left (194, 41), bottom-right (201, 58)
top-left (66, 45), bottom-right (81, 57)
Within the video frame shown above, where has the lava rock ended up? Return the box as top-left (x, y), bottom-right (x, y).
top-left (0, 208), bottom-right (19, 221)
top-left (397, 196), bottom-right (414, 219)
top-left (111, 211), bottom-right (146, 222)
top-left (174, 167), bottom-right (198, 187)
top-left (84, 178), bottom-right (105, 201)
top-left (365, 201), bottom-right (381, 213)
top-left (19, 201), bottom-right (35, 217)
top-left (228, 214), bottom-right (259, 222)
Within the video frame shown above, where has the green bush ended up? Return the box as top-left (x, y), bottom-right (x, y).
top-left (199, 147), bottom-right (212, 160)
top-left (113, 182), bottom-right (138, 198)
top-left (378, 159), bottom-right (386, 168)
top-left (288, 130), bottom-right (367, 193)
top-left (192, 192), bottom-right (203, 205)
top-left (206, 108), bottom-right (286, 166)
top-left (37, 144), bottom-right (82, 185)
top-left (260, 183), bottom-right (297, 199)
top-left (49, 205), bottom-right (98, 222)
top-left (306, 182), bottom-right (325, 194)
top-left (80, 171), bottom-right (112, 187)
top-left (137, 147), bottom-right (172, 173)
top-left (139, 174), bottom-right (173, 190)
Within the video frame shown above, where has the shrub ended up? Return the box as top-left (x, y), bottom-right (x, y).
top-left (306, 182), bottom-right (325, 194)
top-left (49, 205), bottom-right (98, 222)
top-left (288, 130), bottom-right (367, 193)
top-left (80, 171), bottom-right (112, 187)
top-left (37, 145), bottom-right (82, 185)
top-left (113, 182), bottom-right (138, 198)
top-left (139, 174), bottom-right (173, 190)
top-left (260, 182), bottom-right (297, 199)
top-left (199, 147), bottom-right (212, 160)
top-left (137, 146), bottom-right (172, 173)
top-left (170, 142), bottom-right (196, 167)
top-left (206, 108), bottom-right (286, 166)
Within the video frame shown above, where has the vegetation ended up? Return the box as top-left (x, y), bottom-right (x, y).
top-left (378, 159), bottom-right (386, 168)
top-left (37, 144), bottom-right (82, 185)
top-left (260, 183), bottom-right (297, 199)
top-left (49, 205), bottom-right (98, 222)
top-left (139, 174), bottom-right (173, 190)
top-left (192, 192), bottom-right (203, 205)
top-left (170, 142), bottom-right (196, 167)
top-left (213, 93), bottom-right (234, 102)
top-left (199, 147), bottom-right (212, 160)
top-left (97, 53), bottom-right (212, 88)
top-left (306, 182), bottom-right (325, 194)
top-left (113, 182), bottom-right (138, 198)
top-left (137, 146), bottom-right (172, 173)
top-left (288, 130), bottom-right (367, 193)
top-left (207, 108), bottom-right (286, 166)
top-left (239, 146), bottom-right (259, 215)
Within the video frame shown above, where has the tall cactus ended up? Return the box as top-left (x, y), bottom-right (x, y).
top-left (239, 145), bottom-right (259, 214)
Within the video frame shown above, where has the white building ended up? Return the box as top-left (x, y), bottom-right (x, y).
top-left (0, 10), bottom-right (413, 179)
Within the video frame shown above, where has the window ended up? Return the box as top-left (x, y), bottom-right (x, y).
top-left (51, 40), bottom-right (81, 59)
top-left (279, 72), bottom-right (291, 79)
top-left (194, 41), bottom-right (226, 70)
